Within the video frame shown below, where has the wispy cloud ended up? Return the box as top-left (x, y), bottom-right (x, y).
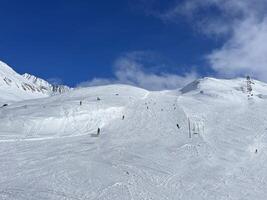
top-left (208, 17), bottom-right (267, 80)
top-left (141, 0), bottom-right (267, 81)
top-left (47, 77), bottom-right (63, 85)
top-left (78, 51), bottom-right (198, 90)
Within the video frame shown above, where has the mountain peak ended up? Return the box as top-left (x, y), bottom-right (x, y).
top-left (23, 73), bottom-right (71, 94)
top-left (180, 77), bottom-right (267, 102)
top-left (22, 73), bottom-right (51, 88)
top-left (0, 60), bottom-right (70, 103)
top-left (0, 60), bottom-right (18, 77)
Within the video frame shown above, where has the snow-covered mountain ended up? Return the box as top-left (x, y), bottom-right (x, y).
top-left (0, 60), bottom-right (70, 104)
top-left (22, 73), bottom-right (70, 95)
top-left (1, 77), bottom-right (267, 199)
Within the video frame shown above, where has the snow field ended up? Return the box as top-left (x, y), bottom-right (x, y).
top-left (1, 79), bottom-right (267, 199)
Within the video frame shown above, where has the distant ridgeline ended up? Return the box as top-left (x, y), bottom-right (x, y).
top-left (0, 60), bottom-right (71, 103)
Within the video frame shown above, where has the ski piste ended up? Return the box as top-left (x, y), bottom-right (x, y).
top-left (1, 62), bottom-right (267, 199)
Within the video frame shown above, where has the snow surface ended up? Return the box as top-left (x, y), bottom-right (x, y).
top-left (1, 77), bottom-right (267, 199)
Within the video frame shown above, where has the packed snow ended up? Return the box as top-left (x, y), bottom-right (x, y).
top-left (1, 73), bottom-right (267, 199)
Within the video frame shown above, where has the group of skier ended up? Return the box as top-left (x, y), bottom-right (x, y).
top-left (81, 97), bottom-right (182, 137)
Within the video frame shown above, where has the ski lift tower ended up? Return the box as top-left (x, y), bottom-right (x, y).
top-left (246, 76), bottom-right (254, 98)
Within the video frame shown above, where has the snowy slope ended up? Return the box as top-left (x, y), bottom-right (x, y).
top-left (1, 78), bottom-right (267, 199)
top-left (0, 61), bottom-right (70, 104)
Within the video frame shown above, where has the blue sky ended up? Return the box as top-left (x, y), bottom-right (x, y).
top-left (1, 0), bottom-right (267, 89)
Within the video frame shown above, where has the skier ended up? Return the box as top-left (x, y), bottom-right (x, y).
top-left (97, 97), bottom-right (101, 101)
top-left (97, 128), bottom-right (100, 136)
top-left (1, 104), bottom-right (8, 108)
top-left (122, 115), bottom-right (125, 120)
top-left (177, 124), bottom-right (180, 129)
top-left (80, 101), bottom-right (82, 106)
top-left (255, 149), bottom-right (258, 154)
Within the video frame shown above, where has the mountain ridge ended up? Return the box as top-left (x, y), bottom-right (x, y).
top-left (0, 60), bottom-right (70, 103)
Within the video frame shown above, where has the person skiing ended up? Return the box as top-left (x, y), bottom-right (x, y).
top-left (97, 128), bottom-right (100, 136)
top-left (1, 104), bottom-right (8, 108)
top-left (122, 115), bottom-right (125, 120)
top-left (177, 124), bottom-right (180, 129)
top-left (80, 101), bottom-right (82, 106)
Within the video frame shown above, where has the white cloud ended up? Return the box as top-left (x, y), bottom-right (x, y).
top-left (208, 18), bottom-right (267, 80)
top-left (157, 0), bottom-right (267, 81)
top-left (47, 77), bottom-right (63, 85)
top-left (78, 78), bottom-right (115, 87)
top-left (78, 52), bottom-right (198, 90)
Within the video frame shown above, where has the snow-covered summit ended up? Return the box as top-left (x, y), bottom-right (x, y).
top-left (23, 73), bottom-right (71, 95)
top-left (180, 77), bottom-right (267, 101)
top-left (0, 60), bottom-right (70, 104)
top-left (0, 60), bottom-right (19, 77)
top-left (22, 73), bottom-right (51, 89)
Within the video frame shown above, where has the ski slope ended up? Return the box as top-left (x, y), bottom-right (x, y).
top-left (1, 78), bottom-right (267, 199)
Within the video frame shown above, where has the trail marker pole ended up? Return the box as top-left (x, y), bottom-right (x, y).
top-left (188, 118), bottom-right (191, 138)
